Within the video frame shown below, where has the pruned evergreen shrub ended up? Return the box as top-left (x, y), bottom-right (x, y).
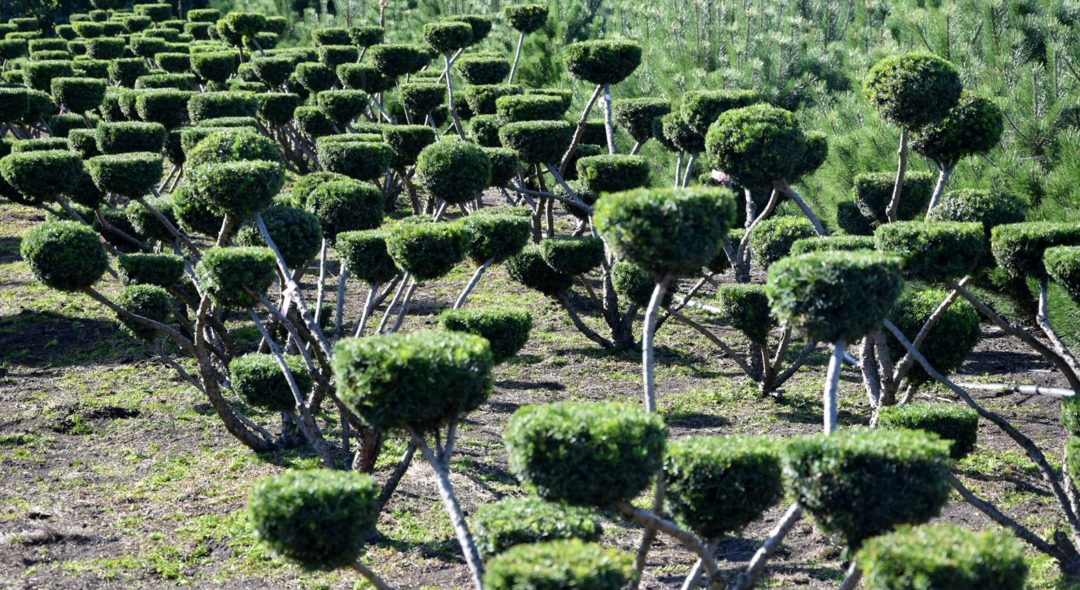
top-left (878, 403), bottom-right (979, 459)
top-left (991, 222), bottom-right (1080, 281)
top-left (21, 220), bottom-right (108, 291)
top-left (114, 284), bottom-right (173, 340)
top-left (414, 140), bottom-right (492, 204)
top-left (875, 221), bottom-right (985, 282)
top-left (507, 244), bottom-right (573, 297)
top-left (539, 236), bottom-right (604, 276)
top-left (564, 40), bottom-right (642, 85)
top-left (440, 307), bottom-right (532, 364)
top-left (195, 246), bottom-right (277, 308)
top-left (748, 215), bottom-right (816, 269)
top-left (118, 252), bottom-right (184, 287)
top-left (385, 221), bottom-right (468, 281)
top-left (305, 178), bottom-right (383, 240)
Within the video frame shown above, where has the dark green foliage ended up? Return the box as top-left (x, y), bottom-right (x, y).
top-left (186, 129), bottom-right (281, 169)
top-left (503, 3), bottom-right (548, 33)
top-left (348, 25), bottom-right (384, 48)
top-left (681, 89), bottom-right (759, 141)
top-left (317, 140), bottom-right (391, 182)
top-left (783, 428), bottom-right (952, 548)
top-left (191, 51), bottom-right (238, 84)
top-left (248, 469), bottom-right (378, 570)
top-left (790, 235), bottom-right (877, 255)
top-left (991, 222), bottom-right (1080, 280)
top-left (863, 53), bottom-right (963, 129)
top-left (188, 160), bottom-right (284, 218)
top-left (293, 106), bottom-right (335, 138)
top-left (926, 189), bottom-right (1026, 238)
top-left (96, 121), bottom-right (166, 154)
top-left (472, 497), bottom-right (601, 560)
top-left (114, 284), bottom-right (172, 340)
top-left (68, 128), bottom-right (100, 158)
top-left (130, 36), bottom-right (168, 59)
top-left (311, 27), bottom-right (350, 46)
top-left (85, 37), bottom-right (125, 60)
top-left (74, 58), bottom-right (111, 80)
top-left (385, 221), bottom-right (467, 281)
top-left (610, 260), bottom-right (672, 307)
top-left (0, 39), bottom-right (28, 61)
top-left (464, 84), bottom-right (522, 115)
top-left (135, 72), bottom-right (198, 90)
top-left (86, 152), bottom-right (162, 197)
top-left (575, 154), bottom-right (649, 194)
top-left (858, 524), bottom-right (1027, 590)
top-left (195, 246), bottom-right (277, 308)
top-left (484, 540), bottom-right (631, 590)
top-left (187, 91), bottom-right (257, 122)
top-left (886, 287), bottom-right (981, 386)
top-left (499, 120), bottom-right (572, 164)
top-left (172, 184), bottom-right (225, 236)
top-left (461, 213), bottom-right (531, 264)
top-left (235, 205), bottom-right (321, 269)
top-left (188, 9), bottom-right (221, 22)
top-left (135, 89), bottom-right (193, 129)
top-left (118, 252), bottom-right (183, 287)
top-left (504, 401), bottom-right (666, 506)
top-left (853, 171), bottom-right (934, 224)
top-left (456, 55), bottom-right (510, 85)
top-left (337, 63), bottom-right (392, 93)
top-left (255, 93), bottom-right (299, 126)
top-left (1046, 246), bottom-right (1080, 304)
top-left (134, 3), bottom-right (172, 22)
top-left (179, 127), bottom-right (247, 159)
top-left (229, 353), bottom-right (310, 411)
top-left (21, 220), bottom-right (108, 292)
top-left (594, 187), bottom-right (736, 277)
top-left (289, 171), bottom-right (349, 205)
top-left (414, 140), bottom-right (492, 204)
top-left (495, 94), bottom-right (566, 123)
top-left (440, 307), bottom-right (532, 364)
top-left (317, 44), bottom-right (358, 68)
top-left (224, 12), bottom-right (267, 39)
top-left (507, 244), bottom-right (573, 296)
top-left (614, 97), bottom-right (671, 144)
top-left (747, 215), bottom-right (816, 269)
top-left (334, 230), bottom-right (398, 285)
top-left (539, 236), bottom-right (604, 275)
top-left (563, 40), bottom-right (642, 85)
top-left (332, 329), bottom-right (492, 430)
top-left (912, 93), bottom-right (1003, 169)
top-left (766, 251), bottom-right (903, 343)
top-left (250, 56), bottom-right (294, 87)
top-left (878, 403), bottom-right (979, 459)
top-left (1062, 395), bottom-right (1080, 437)
top-left (154, 51), bottom-right (190, 73)
top-left (382, 125), bottom-right (435, 168)
top-left (50, 76), bottom-right (105, 113)
top-left (73, 21), bottom-right (105, 38)
top-left (875, 221), bottom-right (984, 282)
top-left (705, 103), bottom-right (819, 186)
top-left (22, 60), bottom-right (76, 91)
top-left (714, 283), bottom-right (774, 345)
top-left (0, 149), bottom-right (83, 204)
top-left (665, 435), bottom-right (782, 538)
top-left (399, 84), bottom-right (448, 123)
top-left (368, 43), bottom-right (431, 78)
top-left (483, 147), bottom-right (520, 186)
top-left (0, 88), bottom-right (35, 124)
top-left (424, 20), bottom-right (472, 53)
top-left (305, 178), bottom-right (383, 240)
top-left (10, 138), bottom-right (69, 153)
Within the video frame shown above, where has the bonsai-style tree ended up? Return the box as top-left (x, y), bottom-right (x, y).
top-left (414, 139), bottom-right (491, 217)
top-left (862, 53), bottom-right (962, 222)
top-left (424, 20), bottom-right (473, 138)
top-left (381, 220), bottom-right (468, 332)
top-left (454, 211), bottom-right (531, 308)
top-left (561, 39), bottom-right (642, 163)
top-left (614, 97), bottom-right (670, 155)
top-left (502, 3), bottom-right (548, 84)
top-left (439, 307), bottom-right (532, 364)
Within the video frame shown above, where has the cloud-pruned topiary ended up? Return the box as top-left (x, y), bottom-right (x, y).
top-left (783, 428), bottom-right (952, 549)
top-left (440, 307), bottom-right (532, 364)
top-left (424, 20), bottom-right (473, 54)
top-left (368, 43), bottom-right (431, 79)
top-left (234, 205), bottom-right (321, 269)
top-left (187, 129), bottom-right (283, 169)
top-left (912, 93), bottom-right (1003, 170)
top-left (853, 171), bottom-right (934, 224)
top-left (332, 329), bottom-right (493, 431)
top-left (576, 154), bottom-right (649, 194)
top-left (503, 4), bottom-right (548, 33)
top-left (610, 261), bottom-right (673, 308)
top-left (748, 215), bottom-right (816, 269)
top-left (0, 149), bottom-right (83, 204)
top-left (86, 152), bottom-right (163, 198)
top-left (789, 235), bottom-right (877, 255)
top-left (874, 221), bottom-right (985, 283)
top-left (926, 189), bottom-right (1025, 238)
top-left (862, 53), bottom-right (963, 130)
top-left (498, 119), bottom-right (572, 164)
top-left (113, 284), bottom-right (173, 341)
top-left (229, 353), bottom-right (311, 411)
top-left (188, 159), bottom-right (284, 219)
top-left (504, 401), bottom-right (666, 506)
top-left (664, 435), bottom-right (783, 539)
top-left (50, 76), bottom-right (106, 113)
top-left (385, 221), bottom-right (468, 281)
top-left (21, 220), bottom-right (108, 292)
top-left (248, 469), bottom-right (378, 569)
top-left (317, 140), bottom-right (392, 182)
top-left (858, 524), bottom-right (1027, 590)
top-left (456, 55), bottom-right (510, 85)
top-left (460, 213), bottom-right (531, 264)
top-left (334, 230), bottom-right (399, 286)
top-left (564, 40), bottom-right (642, 86)
top-left (195, 246), bottom-right (277, 308)
top-left (304, 178), bottom-right (383, 241)
top-left (705, 103), bottom-right (823, 187)
top-left (594, 187), bottom-right (736, 277)
top-left (415, 140), bottom-right (492, 204)
top-left (878, 403), bottom-right (979, 459)
top-left (96, 121), bottom-right (166, 154)
top-left (539, 236), bottom-right (605, 276)
top-left (614, 97), bottom-right (671, 144)
top-left (507, 244), bottom-right (574, 297)
top-left (483, 539), bottom-right (632, 590)
top-left (991, 222), bottom-right (1080, 281)
top-left (495, 94), bottom-right (567, 123)
top-left (766, 251), bottom-right (903, 343)
top-left (885, 287), bottom-right (980, 387)
top-left (382, 125), bottom-right (436, 168)
top-left (714, 283), bottom-right (774, 346)
top-left (471, 496), bottom-right (602, 560)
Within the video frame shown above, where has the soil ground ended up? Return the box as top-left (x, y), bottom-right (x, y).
top-left (0, 197), bottom-right (1077, 589)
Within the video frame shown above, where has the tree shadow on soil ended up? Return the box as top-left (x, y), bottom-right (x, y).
top-left (0, 309), bottom-right (141, 368)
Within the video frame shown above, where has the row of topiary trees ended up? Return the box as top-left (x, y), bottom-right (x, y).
top-left (3, 1), bottom-right (1080, 587)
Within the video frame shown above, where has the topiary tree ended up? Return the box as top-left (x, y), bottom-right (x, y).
top-left (853, 171), bottom-right (935, 227)
top-left (471, 496), bottom-right (602, 560)
top-left (862, 53), bottom-right (963, 223)
top-left (858, 524), bottom-right (1027, 590)
top-left (878, 403), bottom-right (978, 459)
top-left (382, 221), bottom-right (468, 332)
top-left (561, 39), bottom-right (642, 157)
top-left (0, 149), bottom-right (83, 206)
top-left (594, 187), bottom-right (736, 411)
top-left (195, 246), bottom-right (277, 309)
top-left (317, 139), bottom-right (391, 182)
top-left (414, 140), bottom-right (491, 214)
top-left (483, 540), bottom-right (633, 590)
top-left (503, 3), bottom-right (548, 84)
top-left (747, 215), bottom-right (817, 270)
top-left (113, 284), bottom-right (173, 341)
top-left (454, 212), bottom-right (530, 308)
top-left (21, 220), bottom-right (108, 292)
top-left (614, 97), bottom-right (670, 154)
top-left (50, 76), bottom-right (106, 116)
top-left (440, 307), bottom-right (532, 364)
top-left (767, 251), bottom-right (903, 432)
top-left (332, 329), bottom-right (493, 589)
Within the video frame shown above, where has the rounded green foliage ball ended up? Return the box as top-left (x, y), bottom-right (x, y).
top-left (456, 55), bottom-right (510, 85)
top-left (349, 25), bottom-right (384, 48)
top-left (594, 187), bottom-right (736, 277)
top-left (424, 20), bottom-right (473, 54)
top-left (317, 140), bottom-right (392, 183)
top-left (195, 246), bottom-right (277, 308)
top-left (498, 120), bottom-right (572, 164)
top-left (747, 215), bottom-right (816, 269)
top-left (483, 539), bottom-right (631, 590)
top-left (368, 43), bottom-right (432, 79)
top-left (382, 125), bottom-right (436, 168)
top-left (334, 230), bottom-right (398, 285)
top-left (614, 97), bottom-right (671, 144)
top-left (878, 403), bottom-right (979, 459)
top-left (503, 4), bottom-right (548, 34)
top-left (874, 221), bottom-right (985, 282)
top-left (912, 93), bottom-right (1003, 169)
top-left (681, 89), bottom-right (760, 143)
top-left (714, 283), bottom-right (774, 346)
top-left (863, 53), bottom-right (963, 129)
top-left (991, 222), bottom-right (1080, 281)
top-left (539, 236), bottom-right (605, 276)
top-left (135, 89), bottom-right (194, 130)
top-left (504, 401), bottom-right (666, 506)
top-left (172, 184), bottom-right (225, 236)
top-left (86, 152), bottom-right (163, 198)
top-left (783, 428), bottom-right (952, 549)
top-left (187, 91), bottom-right (258, 123)
top-left (705, 103), bottom-right (818, 187)
top-left (926, 189), bottom-right (1025, 238)
top-left (495, 94), bottom-right (567, 123)
top-left (858, 524), bottom-right (1027, 590)
top-left (789, 235), bottom-right (877, 255)
top-left (564, 40), bottom-right (642, 86)
top-left (0, 149), bottom-right (83, 204)
top-left (414, 140), bottom-right (492, 205)
top-left (853, 171), bottom-right (935, 224)
top-left (664, 435), bottom-right (783, 539)
top-left (255, 92), bottom-right (299, 126)
top-left (461, 213), bottom-right (531, 265)
top-left (189, 159), bottom-right (284, 218)
top-left (1046, 246), bottom-right (1080, 304)
top-left (610, 260), bottom-right (673, 308)
top-left (766, 251), bottom-right (903, 343)
top-left (114, 284), bottom-right (173, 340)
top-left (305, 178), bottom-right (384, 240)
top-left (50, 76), bottom-right (106, 113)
top-left (229, 353), bottom-right (311, 411)
top-left (440, 307), bottom-right (532, 365)
top-left (248, 469), bottom-right (378, 569)
top-left (332, 330), bottom-right (493, 430)
top-left (191, 51), bottom-right (239, 84)
top-left (884, 287), bottom-right (981, 387)
top-left (576, 154), bottom-right (649, 194)
top-left (471, 496), bottom-right (602, 560)
top-left (235, 205), bottom-right (321, 269)
top-left (506, 244), bottom-right (573, 297)
top-left (465, 84), bottom-right (523, 116)
top-left (385, 221), bottom-right (467, 281)
top-left (187, 129), bottom-right (282, 169)
top-left (21, 220), bottom-right (108, 292)
top-left (118, 252), bottom-right (183, 287)
top-left (96, 121), bottom-right (166, 154)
